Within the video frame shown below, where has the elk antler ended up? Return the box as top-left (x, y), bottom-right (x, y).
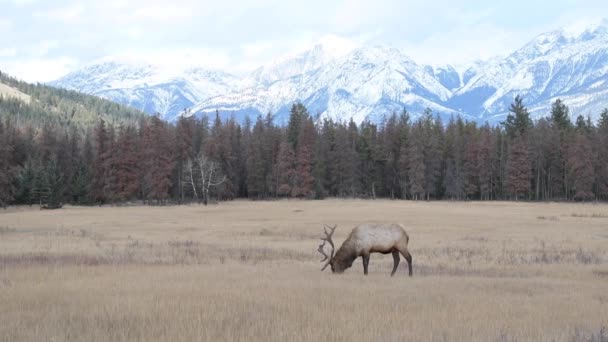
top-left (318, 224), bottom-right (337, 271)
top-left (318, 241), bottom-right (330, 262)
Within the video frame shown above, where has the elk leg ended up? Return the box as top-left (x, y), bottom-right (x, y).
top-left (391, 250), bottom-right (400, 276)
top-left (362, 254), bottom-right (370, 275)
top-left (400, 250), bottom-right (413, 277)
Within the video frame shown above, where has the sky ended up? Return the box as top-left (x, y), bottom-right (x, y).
top-left (1, 0), bottom-right (607, 82)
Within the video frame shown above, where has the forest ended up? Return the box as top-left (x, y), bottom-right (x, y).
top-left (1, 86), bottom-right (608, 207)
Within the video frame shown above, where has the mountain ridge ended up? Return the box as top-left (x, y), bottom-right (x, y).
top-left (49, 19), bottom-right (608, 124)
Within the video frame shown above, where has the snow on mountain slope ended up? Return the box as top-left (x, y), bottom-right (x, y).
top-left (195, 46), bottom-right (464, 124)
top-left (49, 19), bottom-right (608, 124)
top-left (454, 18), bottom-right (608, 121)
top-left (50, 59), bottom-right (239, 122)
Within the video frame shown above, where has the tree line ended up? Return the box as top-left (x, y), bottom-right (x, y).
top-left (1, 96), bottom-right (608, 207)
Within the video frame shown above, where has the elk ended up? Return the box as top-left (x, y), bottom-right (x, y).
top-left (318, 224), bottom-right (412, 276)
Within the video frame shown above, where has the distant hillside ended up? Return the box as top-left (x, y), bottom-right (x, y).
top-left (0, 70), bottom-right (145, 129)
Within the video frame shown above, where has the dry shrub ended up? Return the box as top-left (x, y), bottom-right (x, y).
top-left (571, 213), bottom-right (608, 219)
top-left (570, 327), bottom-right (608, 342)
top-left (0, 226), bottom-right (16, 234)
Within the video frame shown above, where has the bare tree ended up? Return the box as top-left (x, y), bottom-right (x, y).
top-left (196, 153), bottom-right (226, 205)
top-left (182, 159), bottom-right (199, 201)
top-left (181, 153), bottom-right (226, 205)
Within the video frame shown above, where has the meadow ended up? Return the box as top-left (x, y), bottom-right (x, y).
top-left (1, 200), bottom-right (607, 341)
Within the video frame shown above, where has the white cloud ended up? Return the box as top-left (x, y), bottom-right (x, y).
top-left (2, 0), bottom-right (38, 4)
top-left (0, 18), bottom-right (12, 32)
top-left (33, 4), bottom-right (85, 23)
top-left (2, 0), bottom-right (608, 82)
top-left (37, 40), bottom-right (60, 56)
top-left (401, 23), bottom-right (527, 66)
top-left (134, 4), bottom-right (194, 22)
top-left (0, 48), bottom-right (17, 58)
top-left (1, 57), bottom-right (78, 82)
top-left (97, 47), bottom-right (232, 72)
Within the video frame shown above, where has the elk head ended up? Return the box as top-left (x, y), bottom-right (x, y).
top-left (318, 224), bottom-right (338, 273)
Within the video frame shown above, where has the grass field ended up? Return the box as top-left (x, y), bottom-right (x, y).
top-left (1, 200), bottom-right (608, 341)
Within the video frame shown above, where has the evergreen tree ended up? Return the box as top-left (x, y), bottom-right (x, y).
top-left (462, 123), bottom-right (479, 199)
top-left (575, 115), bottom-right (586, 131)
top-left (421, 111), bottom-right (443, 199)
top-left (407, 125), bottom-right (425, 200)
top-left (92, 119), bottom-right (111, 204)
top-left (0, 121), bottom-right (15, 207)
top-left (477, 125), bottom-right (495, 200)
top-left (396, 110), bottom-right (411, 199)
top-left (274, 140), bottom-right (296, 197)
top-left (15, 158), bottom-right (38, 205)
top-left (40, 157), bottom-right (65, 208)
top-left (143, 116), bottom-right (175, 203)
top-left (246, 116), bottom-right (269, 198)
top-left (503, 95), bottom-right (533, 138)
top-left (596, 109), bottom-right (608, 199)
top-left (293, 117), bottom-right (315, 198)
top-left (175, 116), bottom-right (196, 201)
top-left (114, 126), bottom-right (140, 202)
top-left (505, 134), bottom-right (531, 200)
top-left (286, 103), bottom-right (309, 150)
top-left (599, 108), bottom-right (608, 128)
top-left (567, 133), bottom-right (594, 200)
top-left (550, 99), bottom-right (571, 131)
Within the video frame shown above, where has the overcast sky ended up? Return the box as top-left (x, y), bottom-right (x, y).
top-left (1, 0), bottom-right (607, 82)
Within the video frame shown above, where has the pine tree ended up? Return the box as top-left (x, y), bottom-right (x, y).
top-left (294, 144), bottom-right (314, 198)
top-left (71, 133), bottom-right (94, 204)
top-left (503, 95), bottom-right (533, 138)
top-left (274, 140), bottom-right (296, 197)
top-left (599, 108), bottom-right (608, 128)
top-left (477, 125), bottom-right (495, 200)
top-left (567, 133), bottom-right (594, 200)
top-left (421, 111), bottom-right (443, 199)
top-left (407, 126), bottom-right (425, 200)
top-left (505, 134), bottom-right (531, 200)
top-left (443, 117), bottom-right (463, 199)
top-left (114, 126), bottom-right (140, 202)
top-left (92, 119), bottom-right (110, 204)
top-left (396, 110), bottom-right (410, 199)
top-left (0, 121), bottom-right (15, 207)
top-left (575, 115), bottom-right (589, 132)
top-left (293, 117), bottom-right (315, 198)
top-left (596, 109), bottom-right (608, 199)
top-left (550, 99), bottom-right (571, 131)
top-left (314, 119), bottom-right (336, 198)
top-left (175, 116), bottom-right (196, 201)
top-left (287, 103), bottom-right (309, 150)
top-left (462, 123), bottom-right (479, 199)
top-left (40, 157), bottom-right (64, 208)
top-left (15, 158), bottom-right (38, 205)
top-left (142, 116), bottom-right (175, 203)
top-left (246, 116), bottom-right (268, 198)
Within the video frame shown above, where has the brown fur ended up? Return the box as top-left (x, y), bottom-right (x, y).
top-left (325, 223), bottom-right (412, 276)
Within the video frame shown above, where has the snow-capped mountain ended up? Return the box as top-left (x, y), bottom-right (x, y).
top-left (194, 45), bottom-right (466, 124)
top-left (50, 19), bottom-right (608, 124)
top-left (451, 18), bottom-right (608, 122)
top-left (50, 59), bottom-right (239, 122)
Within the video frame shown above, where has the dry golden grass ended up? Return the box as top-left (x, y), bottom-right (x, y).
top-left (0, 81), bottom-right (31, 103)
top-left (1, 200), bottom-right (608, 341)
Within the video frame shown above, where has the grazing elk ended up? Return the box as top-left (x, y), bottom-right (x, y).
top-left (318, 224), bottom-right (412, 276)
